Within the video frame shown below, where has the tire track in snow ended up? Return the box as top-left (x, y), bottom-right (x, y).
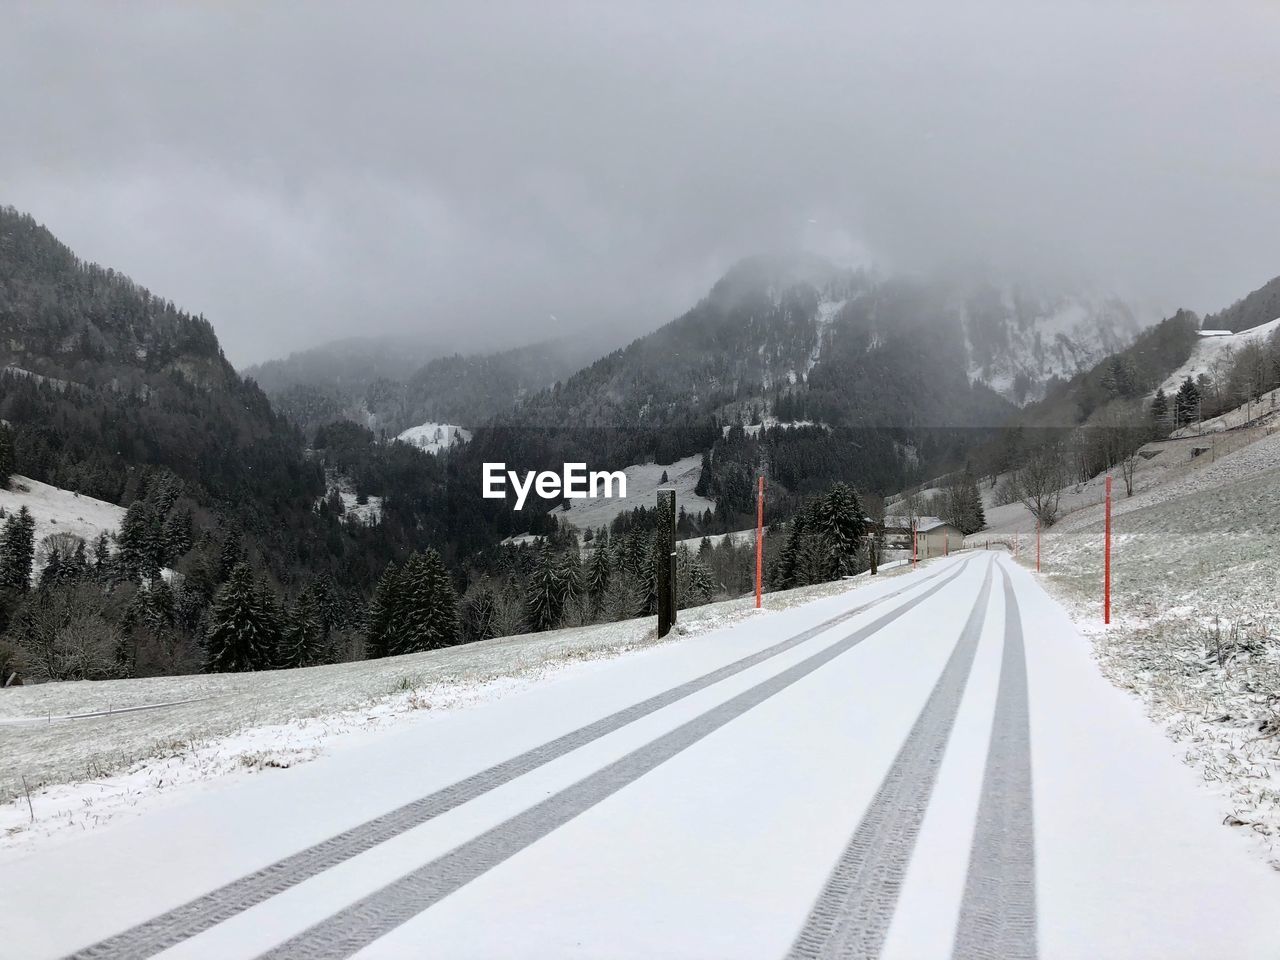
top-left (786, 558), bottom-right (995, 960)
top-left (253, 560), bottom-right (979, 960)
top-left (66, 560), bottom-right (970, 960)
top-left (952, 562), bottom-right (1037, 960)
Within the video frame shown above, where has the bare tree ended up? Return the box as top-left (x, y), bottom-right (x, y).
top-left (14, 584), bottom-right (122, 682)
top-left (35, 531), bottom-right (86, 567)
top-left (1015, 441), bottom-right (1066, 526)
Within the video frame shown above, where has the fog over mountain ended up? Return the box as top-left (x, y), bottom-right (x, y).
top-left (3, 1), bottom-right (1279, 364)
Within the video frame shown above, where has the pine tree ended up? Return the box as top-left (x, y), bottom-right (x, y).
top-left (1175, 376), bottom-right (1201, 428)
top-left (1150, 387), bottom-right (1170, 430)
top-left (279, 587), bottom-right (326, 668)
top-left (162, 509), bottom-right (193, 565)
top-left (39, 548), bottom-right (63, 588)
top-left (0, 506), bottom-right (36, 592)
top-left (117, 500), bottom-right (153, 582)
top-left (0, 425), bottom-right (14, 488)
top-left (92, 532), bottom-right (112, 578)
top-left (585, 545), bottom-right (611, 608)
top-left (366, 562), bottom-right (404, 659)
top-left (817, 483), bottom-right (866, 579)
top-left (395, 550), bottom-right (458, 653)
top-left (555, 550), bottom-right (583, 613)
top-left (525, 546), bottom-right (562, 632)
top-left (204, 564), bottom-right (280, 672)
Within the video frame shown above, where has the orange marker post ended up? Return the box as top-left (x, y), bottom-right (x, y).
top-left (1104, 474), bottom-right (1112, 625)
top-left (755, 475), bottom-right (764, 609)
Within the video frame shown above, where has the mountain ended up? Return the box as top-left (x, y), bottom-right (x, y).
top-left (957, 284), bottom-right (1153, 404)
top-left (0, 206), bottom-right (304, 507)
top-left (246, 332), bottom-right (615, 438)
top-left (0, 206), bottom-right (464, 676)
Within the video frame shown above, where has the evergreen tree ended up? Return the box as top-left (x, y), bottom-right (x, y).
top-left (92, 532), bottom-right (112, 578)
top-left (162, 509), bottom-right (193, 564)
top-left (117, 500), bottom-right (153, 582)
top-left (816, 483), bottom-right (866, 578)
top-left (394, 550), bottom-right (458, 653)
top-left (1150, 387), bottom-right (1170, 429)
top-left (204, 564), bottom-right (280, 672)
top-left (525, 546), bottom-right (562, 632)
top-left (0, 425), bottom-right (13, 488)
top-left (1174, 376), bottom-right (1201, 427)
top-left (0, 506), bottom-right (36, 592)
top-left (39, 548), bottom-right (63, 589)
top-left (279, 587), bottom-right (326, 669)
top-left (555, 550), bottom-right (583, 613)
top-left (585, 545), bottom-right (611, 608)
top-left (366, 562), bottom-right (404, 659)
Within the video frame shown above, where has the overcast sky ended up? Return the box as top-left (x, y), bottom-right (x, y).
top-left (4, 1), bottom-right (1279, 365)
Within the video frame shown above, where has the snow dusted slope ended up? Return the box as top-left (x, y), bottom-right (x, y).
top-left (0, 475), bottom-right (124, 554)
top-left (1156, 316), bottom-right (1280, 395)
top-left (395, 421), bottom-right (472, 454)
top-left (555, 454), bottom-right (715, 531)
top-left (4, 555), bottom-right (1279, 959)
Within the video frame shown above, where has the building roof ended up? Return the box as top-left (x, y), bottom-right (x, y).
top-left (882, 515), bottom-right (949, 532)
top-left (1198, 329), bottom-right (1233, 337)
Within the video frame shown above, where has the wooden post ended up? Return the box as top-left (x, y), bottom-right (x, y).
top-left (1104, 474), bottom-right (1112, 625)
top-left (944, 530), bottom-right (949, 556)
top-left (1036, 518), bottom-right (1041, 573)
top-left (755, 476), bottom-right (764, 609)
top-left (657, 488), bottom-right (676, 637)
top-left (868, 526), bottom-right (878, 576)
top-left (912, 520), bottom-right (918, 570)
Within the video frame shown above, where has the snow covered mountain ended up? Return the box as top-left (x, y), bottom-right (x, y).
top-left (958, 286), bottom-right (1154, 404)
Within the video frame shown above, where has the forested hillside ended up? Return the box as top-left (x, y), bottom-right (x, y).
top-left (1203, 273), bottom-right (1280, 334)
top-left (0, 208), bottom-right (463, 681)
top-left (248, 333), bottom-right (611, 439)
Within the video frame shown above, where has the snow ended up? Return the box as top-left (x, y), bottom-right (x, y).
top-left (317, 472), bottom-right (383, 524)
top-left (0, 563), bottom-right (922, 846)
top-left (677, 527), bottom-right (763, 551)
top-left (553, 454), bottom-right (715, 532)
top-left (0, 475), bottom-right (124, 573)
top-left (1157, 316), bottom-right (1280, 396)
top-left (722, 416), bottom-right (825, 438)
top-left (394, 421), bottom-right (472, 455)
top-left (1171, 385), bottom-right (1280, 437)
top-left (6, 554), bottom-right (1279, 958)
top-left (1021, 424), bottom-right (1280, 863)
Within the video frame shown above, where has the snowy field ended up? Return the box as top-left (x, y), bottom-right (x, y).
top-left (554, 453), bottom-right (715, 531)
top-left (0, 564), bottom-right (920, 850)
top-left (0, 475), bottom-right (124, 558)
top-left (395, 421), bottom-right (472, 454)
top-left (1024, 426), bottom-right (1280, 863)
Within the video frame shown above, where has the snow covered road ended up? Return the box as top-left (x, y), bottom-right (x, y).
top-left (3, 555), bottom-right (1278, 959)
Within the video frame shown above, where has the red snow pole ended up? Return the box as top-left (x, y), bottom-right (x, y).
top-left (755, 475), bottom-right (764, 609)
top-left (1104, 474), bottom-right (1112, 625)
